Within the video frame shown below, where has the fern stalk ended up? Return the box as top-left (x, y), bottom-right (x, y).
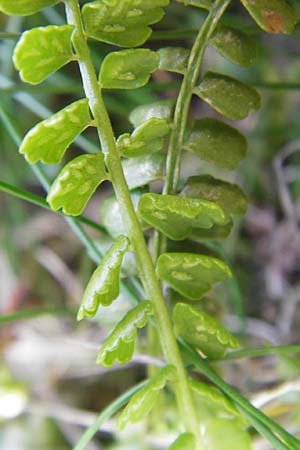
top-left (152, 0), bottom-right (231, 262)
top-left (164, 0), bottom-right (231, 195)
top-left (64, 0), bottom-right (203, 447)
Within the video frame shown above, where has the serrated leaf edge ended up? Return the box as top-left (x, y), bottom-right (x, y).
top-left (97, 302), bottom-right (153, 367)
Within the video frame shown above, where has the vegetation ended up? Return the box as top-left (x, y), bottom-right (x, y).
top-left (0, 1), bottom-right (300, 449)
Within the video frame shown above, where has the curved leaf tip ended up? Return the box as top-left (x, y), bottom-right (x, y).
top-left (77, 235), bottom-right (130, 321)
top-left (96, 302), bottom-right (153, 367)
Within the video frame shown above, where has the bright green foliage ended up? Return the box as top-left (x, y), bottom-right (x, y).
top-left (173, 303), bottom-right (240, 357)
top-left (201, 419), bottom-right (252, 450)
top-left (174, 0), bottom-right (210, 9)
top-left (118, 118), bottom-right (170, 157)
top-left (122, 154), bottom-right (166, 190)
top-left (184, 118), bottom-right (248, 169)
top-left (82, 0), bottom-right (169, 47)
top-left (19, 99), bottom-right (92, 164)
top-left (96, 302), bottom-right (153, 367)
top-left (139, 193), bottom-right (227, 240)
top-left (168, 433), bottom-right (195, 450)
top-left (194, 72), bottom-right (261, 120)
top-left (100, 49), bottom-right (160, 90)
top-left (240, 0), bottom-right (297, 34)
top-left (191, 380), bottom-right (246, 425)
top-left (0, 0), bottom-right (59, 15)
top-left (77, 236), bottom-right (130, 320)
top-left (175, 379), bottom-right (251, 447)
top-left (181, 175), bottom-right (248, 221)
top-left (157, 253), bottom-right (232, 300)
top-left (129, 99), bottom-right (175, 128)
top-left (13, 25), bottom-right (74, 85)
top-left (101, 190), bottom-right (144, 239)
top-left (211, 26), bottom-right (257, 67)
top-left (158, 47), bottom-right (190, 74)
top-left (47, 154), bottom-right (109, 216)
top-left (118, 365), bottom-right (176, 430)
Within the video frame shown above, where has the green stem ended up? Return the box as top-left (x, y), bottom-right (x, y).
top-left (152, 0), bottom-right (231, 267)
top-left (163, 0), bottom-right (231, 195)
top-left (0, 31), bottom-right (21, 39)
top-left (65, 1), bottom-right (203, 447)
top-left (181, 341), bottom-right (300, 450)
top-left (0, 308), bottom-right (73, 324)
top-left (242, 412), bottom-right (291, 450)
top-left (0, 179), bottom-right (106, 234)
top-left (211, 345), bottom-right (300, 361)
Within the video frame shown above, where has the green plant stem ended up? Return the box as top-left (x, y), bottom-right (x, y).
top-left (0, 179), bottom-right (106, 234)
top-left (163, 0), bottom-right (231, 195)
top-left (65, 1), bottom-right (203, 447)
top-left (152, 0), bottom-right (231, 263)
top-left (242, 412), bottom-right (290, 450)
top-left (211, 345), bottom-right (300, 361)
top-left (0, 308), bottom-right (73, 324)
top-left (73, 380), bottom-right (148, 450)
top-left (0, 31), bottom-right (21, 39)
top-left (180, 341), bottom-right (300, 449)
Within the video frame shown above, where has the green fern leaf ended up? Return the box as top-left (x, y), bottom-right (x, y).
top-left (129, 99), bottom-right (175, 128)
top-left (211, 26), bottom-right (257, 67)
top-left (100, 49), bottom-right (160, 90)
top-left (191, 379), bottom-right (247, 426)
top-left (47, 153), bottom-right (109, 216)
top-left (181, 175), bottom-right (248, 221)
top-left (158, 47), bottom-right (190, 74)
top-left (0, 0), bottom-right (59, 15)
top-left (157, 253), bottom-right (232, 300)
top-left (82, 0), bottom-right (169, 47)
top-left (19, 99), bottom-right (92, 164)
top-left (173, 303), bottom-right (240, 358)
top-left (184, 118), bottom-right (248, 169)
top-left (117, 118), bottom-right (170, 157)
top-left (123, 154), bottom-right (166, 190)
top-left (138, 193), bottom-right (227, 240)
top-left (97, 302), bottom-right (153, 367)
top-left (77, 235), bottom-right (130, 320)
top-left (118, 365), bottom-right (176, 431)
top-left (194, 72), bottom-right (261, 120)
top-left (240, 0), bottom-right (296, 34)
top-left (13, 25), bottom-right (74, 84)
top-left (201, 419), bottom-right (252, 450)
